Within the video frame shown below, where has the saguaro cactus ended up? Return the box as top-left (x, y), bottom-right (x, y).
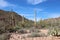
top-left (34, 9), bottom-right (37, 27)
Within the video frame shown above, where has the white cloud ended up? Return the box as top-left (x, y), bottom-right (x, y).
top-left (0, 0), bottom-right (15, 8)
top-left (27, 0), bottom-right (46, 5)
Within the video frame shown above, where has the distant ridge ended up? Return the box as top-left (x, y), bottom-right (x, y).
top-left (0, 10), bottom-right (34, 32)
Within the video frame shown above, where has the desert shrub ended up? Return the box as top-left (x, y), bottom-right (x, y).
top-left (7, 28), bottom-right (16, 33)
top-left (48, 27), bottom-right (59, 36)
top-left (18, 29), bottom-right (27, 34)
top-left (28, 32), bottom-right (46, 37)
top-left (0, 29), bottom-right (5, 34)
top-left (0, 33), bottom-right (11, 40)
top-left (0, 26), bottom-right (7, 34)
top-left (29, 28), bottom-right (40, 33)
top-left (28, 33), bottom-right (40, 37)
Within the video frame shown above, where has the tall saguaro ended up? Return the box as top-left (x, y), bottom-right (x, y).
top-left (34, 9), bottom-right (37, 27)
top-left (11, 9), bottom-right (15, 27)
top-left (22, 15), bottom-right (25, 28)
top-left (22, 15), bottom-right (24, 24)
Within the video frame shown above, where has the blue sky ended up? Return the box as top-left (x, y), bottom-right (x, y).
top-left (0, 0), bottom-right (60, 21)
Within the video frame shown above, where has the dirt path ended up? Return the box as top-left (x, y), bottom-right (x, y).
top-left (9, 33), bottom-right (60, 40)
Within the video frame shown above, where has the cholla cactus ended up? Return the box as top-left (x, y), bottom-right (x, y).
top-left (48, 27), bottom-right (58, 36)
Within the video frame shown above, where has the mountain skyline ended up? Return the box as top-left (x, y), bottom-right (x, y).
top-left (0, 0), bottom-right (60, 21)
